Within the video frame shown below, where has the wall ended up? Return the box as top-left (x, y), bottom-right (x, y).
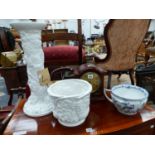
top-left (37, 19), bottom-right (109, 38)
top-left (0, 19), bottom-right (108, 38)
top-left (149, 19), bottom-right (155, 32)
top-left (0, 19), bottom-right (155, 39)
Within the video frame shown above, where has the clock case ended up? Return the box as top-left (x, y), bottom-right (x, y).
top-left (74, 64), bottom-right (106, 102)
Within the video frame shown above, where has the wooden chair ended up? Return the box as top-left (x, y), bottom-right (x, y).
top-left (95, 19), bottom-right (150, 88)
top-left (42, 32), bottom-right (85, 67)
top-left (42, 19), bottom-right (86, 68)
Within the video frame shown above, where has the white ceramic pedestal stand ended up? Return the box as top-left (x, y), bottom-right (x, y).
top-left (11, 22), bottom-right (54, 117)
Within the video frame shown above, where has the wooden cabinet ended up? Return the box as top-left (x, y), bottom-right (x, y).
top-left (0, 64), bottom-right (27, 94)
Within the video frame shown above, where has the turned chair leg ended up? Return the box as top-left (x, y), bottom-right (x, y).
top-left (129, 69), bottom-right (134, 85)
top-left (117, 72), bottom-right (122, 79)
top-left (107, 72), bottom-right (112, 89)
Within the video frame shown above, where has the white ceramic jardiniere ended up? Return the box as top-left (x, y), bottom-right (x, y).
top-left (47, 79), bottom-right (92, 127)
top-left (11, 22), bottom-right (54, 117)
top-left (104, 84), bottom-right (149, 115)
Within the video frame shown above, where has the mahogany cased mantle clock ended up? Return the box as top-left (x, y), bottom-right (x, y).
top-left (74, 63), bottom-right (106, 102)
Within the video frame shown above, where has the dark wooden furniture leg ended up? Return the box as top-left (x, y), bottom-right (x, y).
top-left (8, 90), bottom-right (13, 106)
top-left (7, 87), bottom-right (26, 106)
top-left (78, 19), bottom-right (83, 65)
top-left (117, 72), bottom-right (122, 79)
top-left (129, 69), bottom-right (134, 85)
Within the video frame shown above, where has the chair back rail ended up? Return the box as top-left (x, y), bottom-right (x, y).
top-left (42, 33), bottom-right (83, 42)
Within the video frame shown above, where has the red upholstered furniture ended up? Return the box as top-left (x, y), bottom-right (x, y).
top-left (43, 45), bottom-right (86, 66)
top-left (42, 19), bottom-right (84, 67)
top-left (42, 32), bottom-right (85, 67)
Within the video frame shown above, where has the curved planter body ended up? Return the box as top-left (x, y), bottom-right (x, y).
top-left (47, 79), bottom-right (92, 127)
top-left (11, 22), bottom-right (54, 117)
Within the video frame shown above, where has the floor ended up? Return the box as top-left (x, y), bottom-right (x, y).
top-left (104, 74), bottom-right (132, 88)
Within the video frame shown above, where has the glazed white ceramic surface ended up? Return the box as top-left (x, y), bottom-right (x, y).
top-left (47, 79), bottom-right (92, 127)
top-left (11, 22), bottom-right (54, 117)
top-left (104, 84), bottom-right (149, 115)
top-left (112, 85), bottom-right (147, 100)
